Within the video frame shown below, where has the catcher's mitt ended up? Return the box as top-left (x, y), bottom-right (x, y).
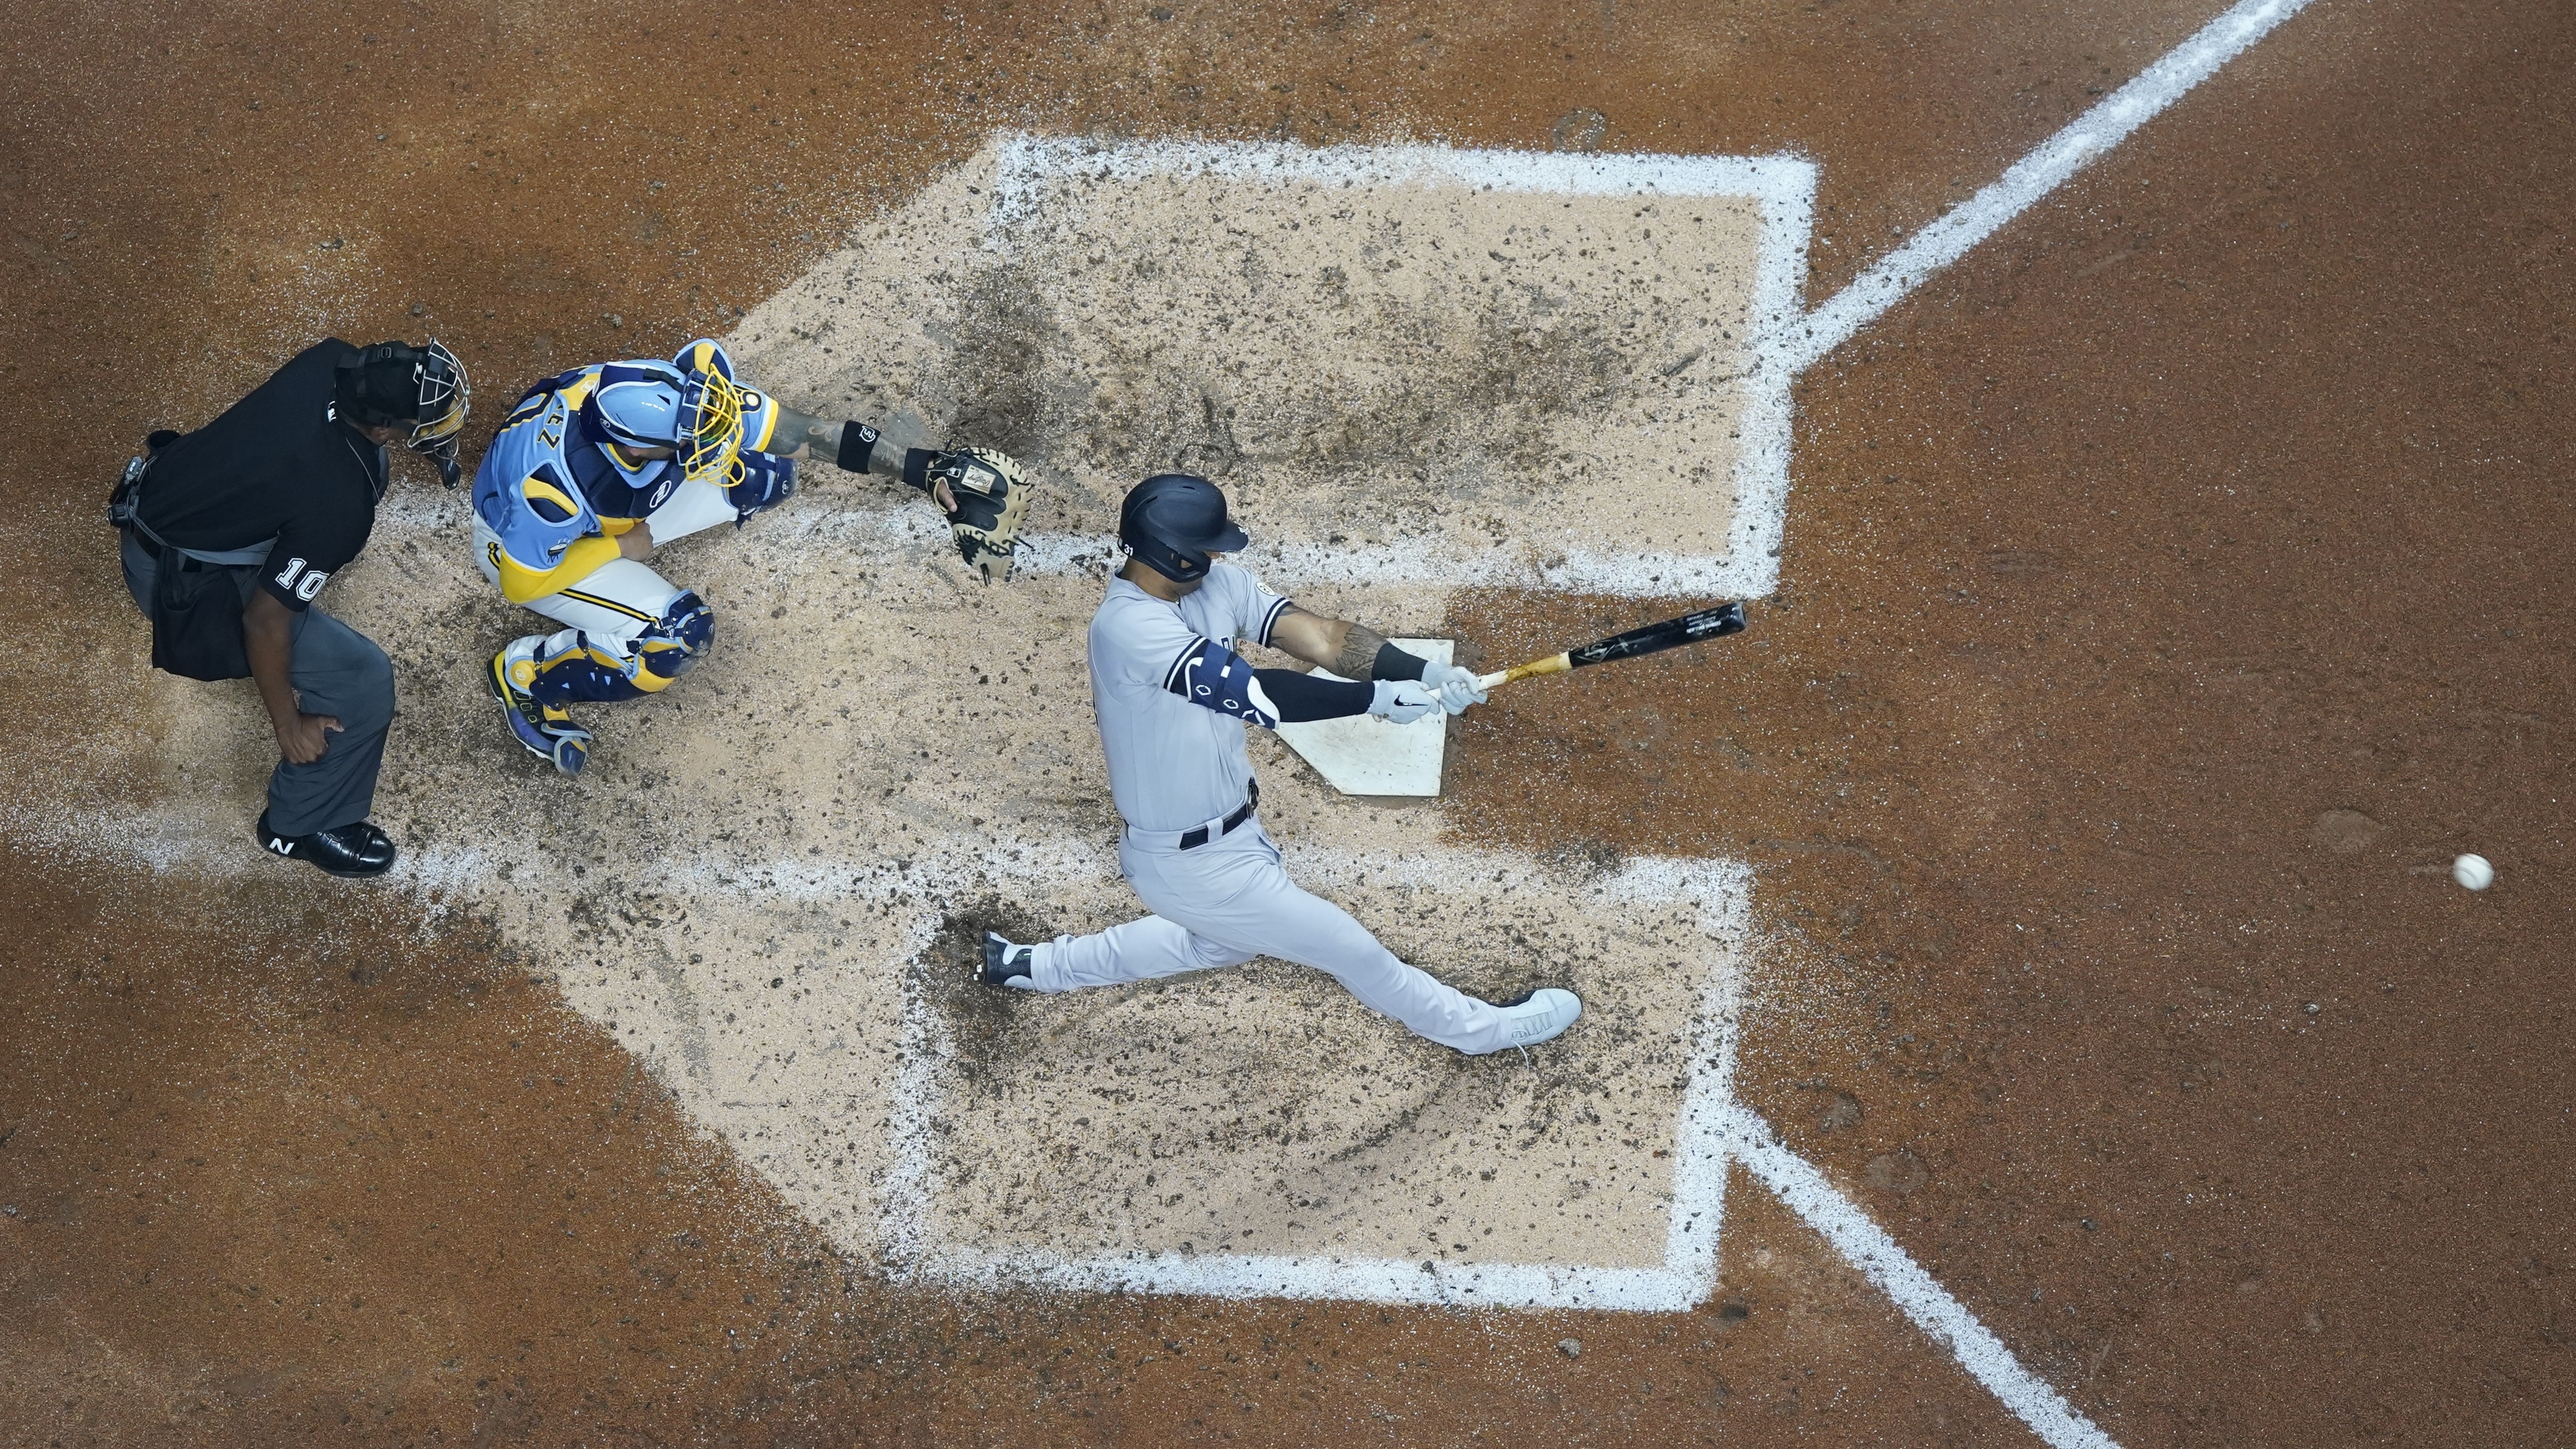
top-left (906, 446), bottom-right (1031, 583)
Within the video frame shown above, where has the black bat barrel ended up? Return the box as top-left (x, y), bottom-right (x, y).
top-left (1569, 601), bottom-right (1747, 668)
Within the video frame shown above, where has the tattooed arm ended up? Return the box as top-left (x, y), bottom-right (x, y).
top-left (1266, 607), bottom-right (1430, 682)
top-left (760, 401), bottom-right (955, 511)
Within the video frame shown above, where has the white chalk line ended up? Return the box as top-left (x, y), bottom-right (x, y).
top-left (1726, 1107), bottom-right (2120, 1449)
top-left (988, 133), bottom-right (1814, 212)
top-left (776, 507), bottom-right (1780, 598)
top-left (1783, 0), bottom-right (2320, 376)
top-left (28, 788), bottom-right (2117, 1432)
top-left (371, 137), bottom-right (1813, 603)
top-left (221, 822), bottom-right (1752, 1313)
top-left (882, 851), bottom-right (1754, 1312)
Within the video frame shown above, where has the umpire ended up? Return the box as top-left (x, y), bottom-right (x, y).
top-left (111, 339), bottom-right (469, 878)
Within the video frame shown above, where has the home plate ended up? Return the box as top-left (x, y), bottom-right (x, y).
top-left (1274, 638), bottom-right (1453, 797)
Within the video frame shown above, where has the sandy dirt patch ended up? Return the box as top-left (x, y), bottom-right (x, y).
top-left (27, 137), bottom-right (1776, 1300)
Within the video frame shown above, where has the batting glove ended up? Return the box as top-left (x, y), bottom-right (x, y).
top-left (1369, 680), bottom-right (1441, 726)
top-left (1417, 660), bottom-right (1489, 715)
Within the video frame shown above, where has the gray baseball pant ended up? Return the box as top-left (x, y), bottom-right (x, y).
top-left (121, 530), bottom-right (394, 837)
top-left (1026, 818), bottom-right (1518, 1055)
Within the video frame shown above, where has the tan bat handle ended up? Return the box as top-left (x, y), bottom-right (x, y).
top-left (1473, 652), bottom-right (1573, 692)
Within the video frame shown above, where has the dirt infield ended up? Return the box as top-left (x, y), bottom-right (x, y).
top-left (5, 1), bottom-right (2573, 1445)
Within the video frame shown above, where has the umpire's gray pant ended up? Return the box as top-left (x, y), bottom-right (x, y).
top-left (121, 530), bottom-right (394, 837)
top-left (1026, 818), bottom-right (1519, 1055)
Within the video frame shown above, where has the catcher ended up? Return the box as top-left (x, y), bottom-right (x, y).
top-left (471, 337), bottom-right (1028, 773)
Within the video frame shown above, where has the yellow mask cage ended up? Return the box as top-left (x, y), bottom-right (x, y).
top-left (680, 368), bottom-right (747, 488)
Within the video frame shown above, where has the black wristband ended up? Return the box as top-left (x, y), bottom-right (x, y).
top-left (834, 422), bottom-right (880, 474)
top-left (901, 447), bottom-right (938, 493)
top-left (1370, 642), bottom-right (1430, 682)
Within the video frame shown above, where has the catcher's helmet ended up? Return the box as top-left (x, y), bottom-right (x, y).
top-left (584, 340), bottom-right (748, 486)
top-left (1119, 473), bottom-right (1248, 583)
top-left (589, 371), bottom-right (686, 452)
top-left (334, 339), bottom-right (471, 484)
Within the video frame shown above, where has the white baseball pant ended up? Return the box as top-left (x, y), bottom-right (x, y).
top-left (1027, 818), bottom-right (1520, 1055)
top-left (471, 478), bottom-right (739, 648)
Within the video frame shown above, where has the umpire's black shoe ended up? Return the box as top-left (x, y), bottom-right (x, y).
top-left (255, 812), bottom-right (397, 879)
top-left (980, 931), bottom-right (1035, 987)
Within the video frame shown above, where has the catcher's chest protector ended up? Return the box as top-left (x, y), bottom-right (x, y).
top-left (474, 369), bottom-right (684, 572)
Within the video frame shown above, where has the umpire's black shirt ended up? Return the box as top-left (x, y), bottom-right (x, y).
top-left (140, 339), bottom-right (390, 611)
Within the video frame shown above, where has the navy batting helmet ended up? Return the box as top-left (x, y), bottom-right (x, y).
top-left (1119, 473), bottom-right (1248, 583)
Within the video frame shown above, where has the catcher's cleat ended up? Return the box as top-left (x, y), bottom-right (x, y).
top-left (1496, 988), bottom-right (1583, 1051)
top-left (487, 648), bottom-right (593, 776)
top-left (980, 932), bottom-right (1037, 988)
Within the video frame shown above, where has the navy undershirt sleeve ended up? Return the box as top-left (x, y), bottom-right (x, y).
top-left (1256, 668), bottom-right (1374, 723)
top-left (1370, 641), bottom-right (1431, 681)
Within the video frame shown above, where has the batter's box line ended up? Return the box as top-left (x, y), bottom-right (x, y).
top-left (877, 847), bottom-right (1750, 1313)
top-left (43, 792), bottom-right (2114, 1440)
top-left (4, 801), bottom-right (2113, 1446)
top-left (963, 133), bottom-right (1817, 602)
top-left (374, 134), bottom-right (1808, 601)
top-left (754, 505), bottom-right (1790, 601)
top-left (862, 844), bottom-right (2081, 1443)
top-left (374, 491), bottom-right (1764, 602)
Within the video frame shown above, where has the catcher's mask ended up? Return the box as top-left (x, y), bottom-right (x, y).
top-left (335, 340), bottom-right (472, 486)
top-left (585, 339), bottom-right (747, 487)
top-left (672, 338), bottom-right (748, 487)
top-left (1119, 473), bottom-right (1248, 584)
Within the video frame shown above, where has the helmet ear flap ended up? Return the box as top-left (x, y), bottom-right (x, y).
top-left (1127, 529), bottom-right (1208, 583)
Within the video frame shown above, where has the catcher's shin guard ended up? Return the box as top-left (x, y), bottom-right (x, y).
top-left (489, 645), bottom-right (594, 775)
top-left (627, 590), bottom-right (713, 691)
top-left (513, 591), bottom-right (714, 706)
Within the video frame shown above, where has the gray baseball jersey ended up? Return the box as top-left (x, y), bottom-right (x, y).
top-left (1088, 562), bottom-right (1292, 833)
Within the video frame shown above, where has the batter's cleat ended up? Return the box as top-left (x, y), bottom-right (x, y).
top-left (1496, 988), bottom-right (1583, 1050)
top-left (487, 648), bottom-right (592, 776)
top-left (255, 811), bottom-right (397, 879)
top-left (980, 932), bottom-right (1037, 988)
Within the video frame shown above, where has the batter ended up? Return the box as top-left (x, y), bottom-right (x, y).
top-left (981, 474), bottom-right (1583, 1056)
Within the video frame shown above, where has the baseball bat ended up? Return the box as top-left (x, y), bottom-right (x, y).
top-left (1472, 602), bottom-right (1747, 691)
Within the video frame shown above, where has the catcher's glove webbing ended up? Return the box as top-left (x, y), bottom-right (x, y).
top-left (906, 446), bottom-right (1031, 583)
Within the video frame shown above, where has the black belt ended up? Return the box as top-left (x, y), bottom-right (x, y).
top-left (1178, 779), bottom-right (1259, 850)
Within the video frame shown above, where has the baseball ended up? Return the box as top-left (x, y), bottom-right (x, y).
top-left (2452, 853), bottom-right (2495, 891)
